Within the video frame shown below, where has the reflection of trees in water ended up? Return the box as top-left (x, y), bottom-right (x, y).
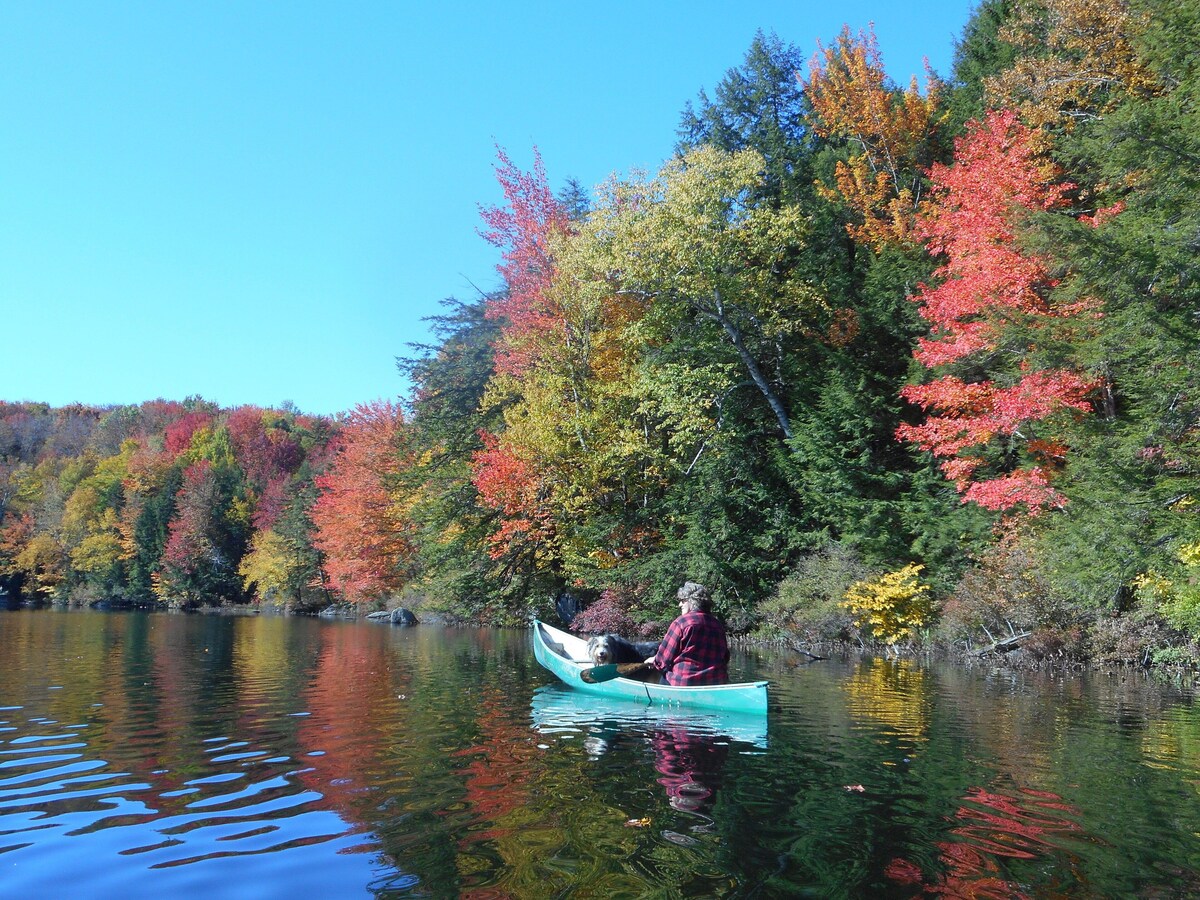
top-left (297, 624), bottom-right (560, 897)
top-left (842, 658), bottom-right (931, 750)
top-left (885, 785), bottom-right (1082, 897)
top-left (13, 616), bottom-right (1200, 897)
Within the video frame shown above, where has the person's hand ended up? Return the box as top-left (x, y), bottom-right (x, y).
top-left (644, 656), bottom-right (656, 665)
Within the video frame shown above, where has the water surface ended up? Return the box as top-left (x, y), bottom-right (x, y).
top-left (2, 609), bottom-right (1200, 897)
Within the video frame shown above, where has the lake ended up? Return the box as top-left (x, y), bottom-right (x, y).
top-left (2, 609), bottom-right (1200, 897)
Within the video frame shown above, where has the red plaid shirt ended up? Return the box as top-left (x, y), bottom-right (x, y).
top-left (653, 610), bottom-right (730, 686)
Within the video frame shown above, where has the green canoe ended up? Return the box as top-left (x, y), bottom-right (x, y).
top-left (533, 620), bottom-right (768, 715)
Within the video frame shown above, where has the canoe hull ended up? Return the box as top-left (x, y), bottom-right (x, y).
top-left (533, 620), bottom-right (768, 715)
top-left (530, 684), bottom-right (769, 747)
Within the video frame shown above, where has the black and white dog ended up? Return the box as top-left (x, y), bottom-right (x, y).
top-left (586, 634), bottom-right (661, 668)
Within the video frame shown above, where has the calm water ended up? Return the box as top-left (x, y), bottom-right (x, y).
top-left (2, 611), bottom-right (1200, 898)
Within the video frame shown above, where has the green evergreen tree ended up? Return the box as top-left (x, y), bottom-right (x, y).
top-left (1029, 0), bottom-right (1200, 610)
top-left (945, 0), bottom-right (1017, 130)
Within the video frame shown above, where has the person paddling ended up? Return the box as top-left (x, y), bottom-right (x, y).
top-left (645, 582), bottom-right (730, 686)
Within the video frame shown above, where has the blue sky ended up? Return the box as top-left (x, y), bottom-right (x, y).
top-left (0, 1), bottom-right (978, 416)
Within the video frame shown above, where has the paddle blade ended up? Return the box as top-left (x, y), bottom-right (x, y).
top-left (580, 661), bottom-right (651, 684)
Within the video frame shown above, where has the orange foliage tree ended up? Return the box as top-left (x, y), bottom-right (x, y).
top-left (311, 400), bottom-right (414, 604)
top-left (805, 25), bottom-right (944, 250)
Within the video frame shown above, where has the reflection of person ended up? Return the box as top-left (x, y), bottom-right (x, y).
top-left (646, 582), bottom-right (730, 686)
top-left (652, 725), bottom-right (729, 821)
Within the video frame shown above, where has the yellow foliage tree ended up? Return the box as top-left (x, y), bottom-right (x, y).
top-left (842, 563), bottom-right (933, 646)
top-left (238, 528), bottom-right (293, 603)
top-left (1133, 539), bottom-right (1200, 636)
top-left (986, 0), bottom-right (1159, 127)
top-left (14, 532), bottom-right (66, 599)
top-left (579, 145), bottom-right (822, 440)
top-left (61, 446), bottom-right (134, 582)
top-left (474, 146), bottom-right (825, 581)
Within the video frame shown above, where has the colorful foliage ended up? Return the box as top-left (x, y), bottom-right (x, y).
top-left (0, 6), bottom-right (1194, 645)
top-left (987, 0), bottom-right (1158, 126)
top-left (478, 146), bottom-right (572, 378)
top-left (896, 110), bottom-right (1098, 513)
top-left (805, 25), bottom-right (944, 249)
top-left (311, 400), bottom-right (413, 604)
top-left (842, 564), bottom-right (933, 645)
top-left (237, 528), bottom-right (294, 602)
top-left (163, 412), bottom-right (214, 458)
top-left (471, 429), bottom-right (553, 560)
top-left (579, 145), bottom-right (820, 440)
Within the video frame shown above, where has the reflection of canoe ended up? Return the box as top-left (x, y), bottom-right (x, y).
top-left (530, 684), bottom-right (768, 748)
top-left (532, 620), bottom-right (768, 715)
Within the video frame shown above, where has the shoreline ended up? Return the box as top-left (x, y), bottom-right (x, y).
top-left (7, 595), bottom-right (1193, 678)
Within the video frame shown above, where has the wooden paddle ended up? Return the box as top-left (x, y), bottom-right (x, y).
top-left (580, 661), bottom-right (653, 684)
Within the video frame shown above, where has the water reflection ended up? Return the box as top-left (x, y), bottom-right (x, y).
top-left (4, 611), bottom-right (1200, 897)
top-left (652, 725), bottom-right (728, 826)
top-left (529, 685), bottom-right (757, 872)
top-left (528, 684), bottom-right (768, 750)
top-left (842, 657), bottom-right (930, 752)
top-left (885, 785), bottom-right (1084, 897)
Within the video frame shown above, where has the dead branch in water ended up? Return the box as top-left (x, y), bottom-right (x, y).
top-left (971, 631), bottom-right (1033, 656)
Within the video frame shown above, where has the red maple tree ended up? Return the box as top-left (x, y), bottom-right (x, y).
top-left (896, 110), bottom-right (1098, 513)
top-left (471, 148), bottom-right (573, 559)
top-left (470, 430), bottom-right (556, 560)
top-left (310, 400), bottom-right (413, 604)
top-left (163, 411), bottom-right (214, 458)
top-left (477, 145), bottom-right (571, 377)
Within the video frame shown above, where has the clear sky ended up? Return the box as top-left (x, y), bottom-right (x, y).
top-left (0, 1), bottom-right (978, 417)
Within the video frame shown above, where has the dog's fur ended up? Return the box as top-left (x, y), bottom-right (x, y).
top-left (586, 633), bottom-right (661, 666)
top-left (585, 633), bottom-right (662, 683)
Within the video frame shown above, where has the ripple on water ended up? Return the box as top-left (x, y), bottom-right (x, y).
top-left (0, 704), bottom-right (381, 898)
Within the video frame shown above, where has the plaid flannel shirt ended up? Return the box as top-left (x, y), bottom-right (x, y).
top-left (653, 610), bottom-right (730, 686)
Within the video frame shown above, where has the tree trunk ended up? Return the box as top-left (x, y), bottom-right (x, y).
top-left (707, 289), bottom-right (794, 440)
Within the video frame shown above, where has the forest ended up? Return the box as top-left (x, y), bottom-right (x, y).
top-left (2, 0), bottom-right (1197, 666)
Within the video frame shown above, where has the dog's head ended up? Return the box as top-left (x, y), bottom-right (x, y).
top-left (586, 634), bottom-right (615, 665)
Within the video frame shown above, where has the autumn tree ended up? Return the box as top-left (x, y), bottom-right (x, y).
top-left (896, 109), bottom-right (1097, 513)
top-left (60, 444), bottom-right (135, 594)
top-left (805, 25), bottom-right (946, 249)
top-left (311, 400), bottom-right (414, 605)
top-left (468, 146), bottom-right (660, 602)
top-left (156, 459), bottom-right (229, 604)
top-left (155, 426), bottom-right (249, 605)
top-left (478, 146), bottom-right (573, 379)
top-left (583, 145), bottom-right (822, 441)
top-left (552, 145), bottom-right (874, 607)
top-left (986, 0), bottom-right (1158, 126)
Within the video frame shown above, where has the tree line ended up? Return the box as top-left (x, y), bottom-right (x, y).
top-left (3, 0), bottom-right (1198, 664)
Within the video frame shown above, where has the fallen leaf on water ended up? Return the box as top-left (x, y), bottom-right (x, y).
top-left (844, 784), bottom-right (865, 792)
top-left (624, 817), bottom-right (652, 828)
